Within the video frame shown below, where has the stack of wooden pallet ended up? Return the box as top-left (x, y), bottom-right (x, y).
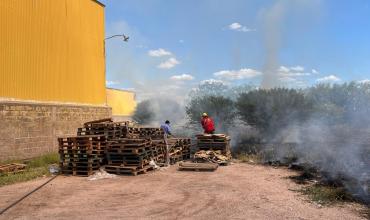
top-left (151, 139), bottom-right (167, 165)
top-left (138, 127), bottom-right (165, 139)
top-left (168, 138), bottom-right (191, 164)
top-left (150, 138), bottom-right (191, 165)
top-left (196, 134), bottom-right (231, 153)
top-left (58, 136), bottom-right (106, 176)
top-left (195, 134), bottom-right (231, 165)
top-left (125, 127), bottom-right (164, 139)
top-left (77, 121), bottom-right (129, 140)
top-left (58, 118), bottom-right (192, 176)
top-left (105, 138), bottom-right (154, 176)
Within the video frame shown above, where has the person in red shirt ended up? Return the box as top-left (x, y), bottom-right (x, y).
top-left (201, 113), bottom-right (215, 134)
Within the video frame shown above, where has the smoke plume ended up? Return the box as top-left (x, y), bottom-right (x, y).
top-left (261, 1), bottom-right (286, 89)
top-left (260, 0), bottom-right (321, 89)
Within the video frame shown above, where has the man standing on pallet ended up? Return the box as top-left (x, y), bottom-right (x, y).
top-left (201, 113), bottom-right (215, 134)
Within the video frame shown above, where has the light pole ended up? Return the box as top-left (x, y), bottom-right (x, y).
top-left (104, 34), bottom-right (129, 105)
top-left (105, 34), bottom-right (129, 41)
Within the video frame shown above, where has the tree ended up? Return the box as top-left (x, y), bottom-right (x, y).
top-left (132, 100), bottom-right (154, 124)
top-left (306, 82), bottom-right (370, 127)
top-left (186, 95), bottom-right (237, 132)
top-left (236, 88), bottom-right (313, 137)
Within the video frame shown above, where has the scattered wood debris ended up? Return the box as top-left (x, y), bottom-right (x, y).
top-left (195, 134), bottom-right (232, 165)
top-left (194, 150), bottom-right (231, 165)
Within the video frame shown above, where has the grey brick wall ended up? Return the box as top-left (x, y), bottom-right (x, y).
top-left (0, 101), bottom-right (111, 161)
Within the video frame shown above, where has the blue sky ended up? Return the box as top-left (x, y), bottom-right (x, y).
top-left (100, 0), bottom-right (370, 100)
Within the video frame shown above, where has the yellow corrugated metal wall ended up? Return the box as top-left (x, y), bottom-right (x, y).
top-left (0, 0), bottom-right (106, 105)
top-left (106, 88), bottom-right (137, 116)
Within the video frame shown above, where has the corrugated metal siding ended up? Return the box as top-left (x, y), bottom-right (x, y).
top-left (0, 0), bottom-right (106, 105)
top-left (106, 88), bottom-right (137, 116)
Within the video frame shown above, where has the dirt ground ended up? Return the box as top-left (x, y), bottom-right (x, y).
top-left (0, 163), bottom-right (367, 220)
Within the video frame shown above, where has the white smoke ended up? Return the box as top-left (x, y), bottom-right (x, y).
top-left (260, 0), bottom-right (322, 89)
top-left (268, 104), bottom-right (370, 203)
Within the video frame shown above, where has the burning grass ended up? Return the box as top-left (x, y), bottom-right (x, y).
top-left (299, 184), bottom-right (353, 205)
top-left (0, 152), bottom-right (59, 187)
top-left (235, 153), bottom-right (262, 164)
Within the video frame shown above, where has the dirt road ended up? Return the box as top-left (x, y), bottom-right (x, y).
top-left (0, 163), bottom-right (366, 220)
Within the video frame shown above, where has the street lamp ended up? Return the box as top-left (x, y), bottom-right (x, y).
top-left (105, 34), bottom-right (129, 42)
top-left (103, 33), bottom-right (129, 105)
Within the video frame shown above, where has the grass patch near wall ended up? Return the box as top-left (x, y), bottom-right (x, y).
top-left (0, 152), bottom-right (59, 187)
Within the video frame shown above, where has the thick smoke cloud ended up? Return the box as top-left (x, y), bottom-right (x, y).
top-left (261, 84), bottom-right (370, 203)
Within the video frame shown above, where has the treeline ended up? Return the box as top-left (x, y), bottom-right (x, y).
top-left (186, 81), bottom-right (370, 139)
top-left (186, 81), bottom-right (370, 203)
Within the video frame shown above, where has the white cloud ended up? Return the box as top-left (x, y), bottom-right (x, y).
top-left (148, 48), bottom-right (172, 57)
top-left (290, 66), bottom-right (304, 72)
top-left (200, 79), bottom-right (227, 85)
top-left (214, 68), bottom-right (261, 80)
top-left (106, 80), bottom-right (120, 86)
top-left (157, 58), bottom-right (180, 69)
top-left (229, 22), bottom-right (242, 30)
top-left (277, 65), bottom-right (313, 87)
top-left (170, 74), bottom-right (194, 81)
top-left (279, 76), bottom-right (297, 82)
top-left (278, 65), bottom-right (310, 77)
top-left (316, 75), bottom-right (341, 83)
top-left (358, 79), bottom-right (370, 84)
top-left (312, 69), bottom-right (319, 74)
top-left (228, 22), bottom-right (254, 32)
top-left (279, 66), bottom-right (290, 73)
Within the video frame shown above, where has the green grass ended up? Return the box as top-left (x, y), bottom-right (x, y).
top-left (0, 152), bottom-right (59, 187)
top-left (299, 184), bottom-right (353, 205)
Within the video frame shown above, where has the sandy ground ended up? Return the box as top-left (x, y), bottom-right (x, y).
top-left (0, 163), bottom-right (366, 220)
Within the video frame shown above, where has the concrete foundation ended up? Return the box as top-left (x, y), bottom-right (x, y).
top-left (0, 101), bottom-right (111, 161)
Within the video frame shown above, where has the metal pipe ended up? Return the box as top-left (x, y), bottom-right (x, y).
top-left (0, 175), bottom-right (58, 215)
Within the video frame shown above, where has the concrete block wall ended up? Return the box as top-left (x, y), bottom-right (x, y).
top-left (0, 101), bottom-right (111, 161)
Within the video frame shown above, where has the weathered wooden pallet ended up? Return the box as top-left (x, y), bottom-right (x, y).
top-left (59, 149), bottom-right (106, 154)
top-left (107, 159), bottom-right (149, 168)
top-left (178, 162), bottom-right (218, 172)
top-left (105, 165), bottom-right (153, 176)
top-left (60, 164), bottom-right (100, 169)
top-left (83, 118), bottom-right (113, 126)
top-left (0, 163), bottom-right (27, 174)
top-left (108, 138), bottom-right (150, 144)
top-left (107, 152), bottom-right (152, 160)
top-left (61, 169), bottom-right (95, 176)
top-left (60, 157), bottom-right (100, 162)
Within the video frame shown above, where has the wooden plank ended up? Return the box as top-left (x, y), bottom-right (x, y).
top-left (178, 162), bottom-right (218, 171)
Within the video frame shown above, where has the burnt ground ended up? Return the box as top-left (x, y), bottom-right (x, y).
top-left (0, 163), bottom-right (367, 220)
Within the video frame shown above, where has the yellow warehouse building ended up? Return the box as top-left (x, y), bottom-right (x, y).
top-left (0, 0), bottom-right (136, 160)
top-left (107, 88), bottom-right (137, 118)
top-left (0, 0), bottom-right (106, 105)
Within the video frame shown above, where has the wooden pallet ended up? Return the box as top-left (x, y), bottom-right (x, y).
top-left (0, 163), bottom-right (27, 174)
top-left (61, 169), bottom-right (96, 176)
top-left (105, 165), bottom-right (153, 176)
top-left (178, 162), bottom-right (218, 172)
